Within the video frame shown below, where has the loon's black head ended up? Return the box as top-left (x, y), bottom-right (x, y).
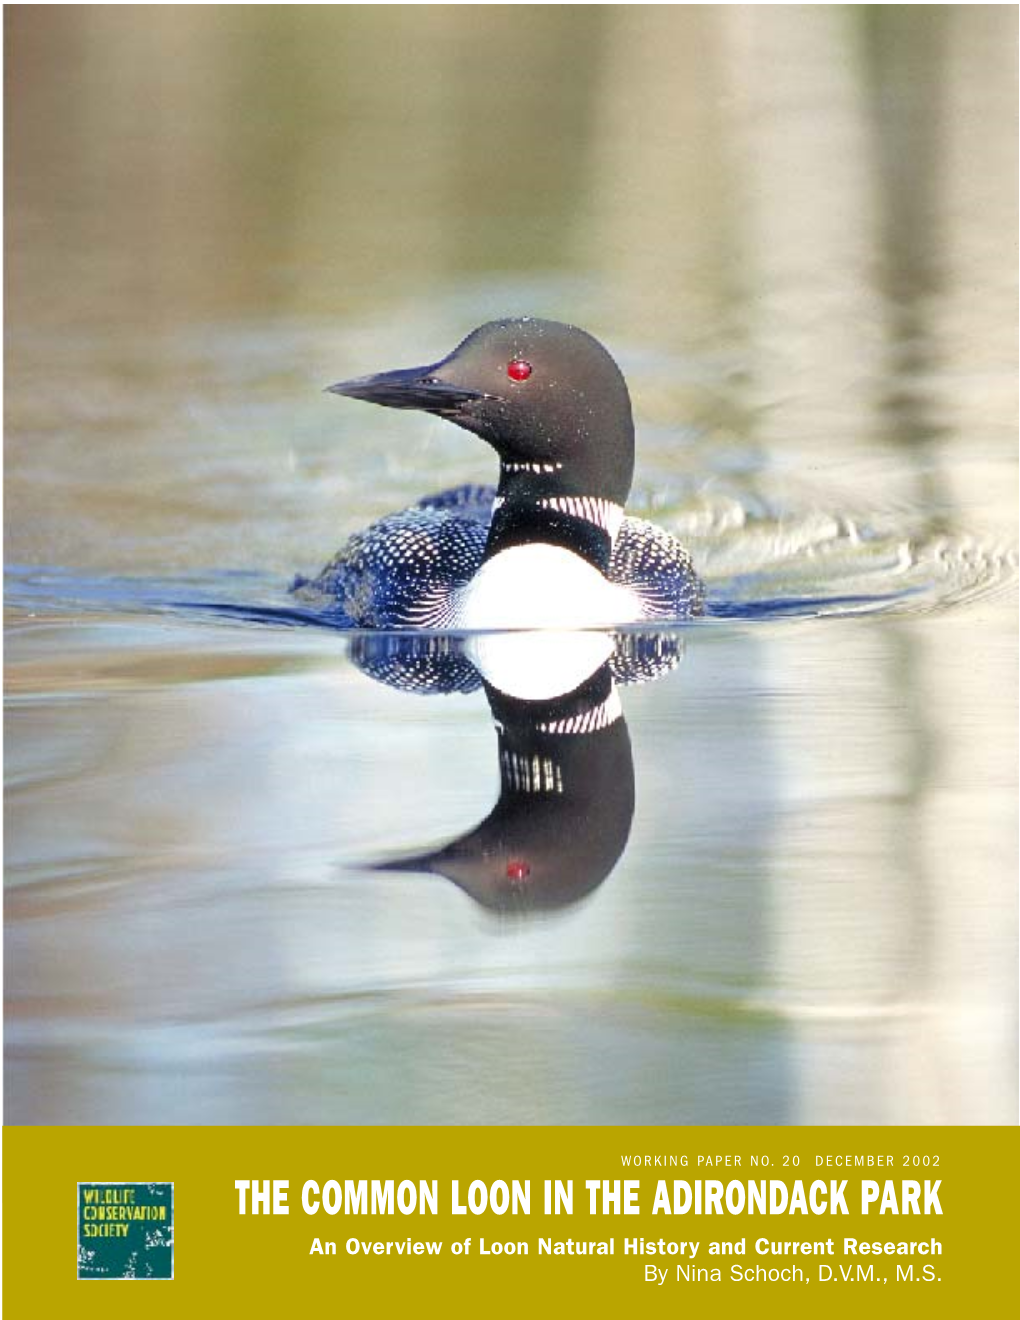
top-left (328, 318), bottom-right (635, 507)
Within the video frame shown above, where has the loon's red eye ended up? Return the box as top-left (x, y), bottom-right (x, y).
top-left (507, 359), bottom-right (532, 382)
top-left (506, 859), bottom-right (531, 881)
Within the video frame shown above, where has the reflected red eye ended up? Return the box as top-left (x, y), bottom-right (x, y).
top-left (506, 859), bottom-right (531, 881)
top-left (507, 359), bottom-right (532, 382)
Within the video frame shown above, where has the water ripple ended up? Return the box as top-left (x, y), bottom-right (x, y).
top-left (4, 498), bottom-right (1014, 630)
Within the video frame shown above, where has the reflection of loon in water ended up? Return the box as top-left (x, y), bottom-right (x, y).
top-left (295, 319), bottom-right (704, 628)
top-left (351, 631), bottom-right (683, 913)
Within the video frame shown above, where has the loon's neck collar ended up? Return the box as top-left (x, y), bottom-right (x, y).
top-left (484, 469), bottom-right (625, 574)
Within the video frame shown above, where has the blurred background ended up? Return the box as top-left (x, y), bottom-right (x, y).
top-left (5, 5), bottom-right (1017, 1124)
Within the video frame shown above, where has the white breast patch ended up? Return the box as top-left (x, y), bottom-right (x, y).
top-left (451, 543), bottom-right (644, 631)
top-left (466, 630), bottom-right (616, 699)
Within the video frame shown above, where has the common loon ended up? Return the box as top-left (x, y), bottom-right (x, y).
top-left (348, 627), bottom-right (685, 912)
top-left (296, 318), bottom-right (704, 628)
top-left (373, 652), bottom-right (636, 913)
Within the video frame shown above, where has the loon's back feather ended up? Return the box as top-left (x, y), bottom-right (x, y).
top-left (295, 484), bottom-right (704, 628)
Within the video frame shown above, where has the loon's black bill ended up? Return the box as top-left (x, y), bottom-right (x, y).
top-left (326, 365), bottom-right (485, 414)
top-left (370, 852), bottom-right (440, 874)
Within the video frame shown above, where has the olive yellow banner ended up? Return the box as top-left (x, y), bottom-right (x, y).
top-left (4, 1125), bottom-right (1017, 1316)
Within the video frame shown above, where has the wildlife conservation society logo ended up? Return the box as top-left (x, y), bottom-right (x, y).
top-left (77, 1182), bottom-right (174, 1280)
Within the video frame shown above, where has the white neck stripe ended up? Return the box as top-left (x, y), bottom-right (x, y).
top-left (491, 495), bottom-right (624, 542)
top-left (538, 496), bottom-right (624, 541)
top-left (500, 750), bottom-right (564, 794)
top-left (537, 688), bottom-right (623, 736)
top-left (502, 460), bottom-right (564, 475)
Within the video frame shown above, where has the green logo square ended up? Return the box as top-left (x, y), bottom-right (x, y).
top-left (77, 1183), bottom-right (173, 1280)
